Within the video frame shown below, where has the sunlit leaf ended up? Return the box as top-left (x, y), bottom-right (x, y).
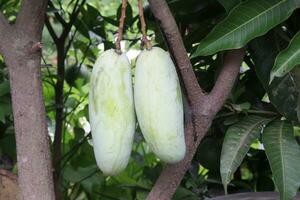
top-left (193, 0), bottom-right (300, 56)
top-left (270, 31), bottom-right (300, 83)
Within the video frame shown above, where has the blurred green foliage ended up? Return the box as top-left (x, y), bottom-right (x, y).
top-left (1, 0), bottom-right (300, 199)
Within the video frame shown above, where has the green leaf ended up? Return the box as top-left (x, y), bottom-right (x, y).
top-left (63, 165), bottom-right (100, 183)
top-left (263, 120), bottom-right (300, 200)
top-left (0, 81), bottom-right (10, 96)
top-left (220, 115), bottom-right (271, 193)
top-left (168, 0), bottom-right (224, 23)
top-left (0, 97), bottom-right (12, 122)
top-left (0, 134), bottom-right (16, 162)
top-left (217, 0), bottom-right (241, 13)
top-left (79, 4), bottom-right (105, 39)
top-left (270, 31), bottom-right (300, 83)
top-left (193, 0), bottom-right (300, 56)
top-left (173, 187), bottom-right (199, 200)
top-left (250, 32), bottom-right (299, 122)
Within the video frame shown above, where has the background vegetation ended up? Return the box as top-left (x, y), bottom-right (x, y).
top-left (1, 0), bottom-right (300, 199)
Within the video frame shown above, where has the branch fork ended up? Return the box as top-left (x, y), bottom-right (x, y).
top-left (146, 0), bottom-right (245, 199)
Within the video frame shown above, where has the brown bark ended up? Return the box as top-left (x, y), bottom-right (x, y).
top-left (4, 38), bottom-right (55, 200)
top-left (147, 0), bottom-right (246, 199)
top-left (53, 43), bottom-right (65, 200)
top-left (116, 0), bottom-right (127, 52)
top-left (0, 1), bottom-right (55, 200)
top-left (0, 13), bottom-right (12, 56)
top-left (148, 0), bottom-right (204, 105)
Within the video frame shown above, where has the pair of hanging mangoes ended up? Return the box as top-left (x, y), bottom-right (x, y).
top-left (89, 46), bottom-right (186, 175)
top-left (89, 1), bottom-right (185, 176)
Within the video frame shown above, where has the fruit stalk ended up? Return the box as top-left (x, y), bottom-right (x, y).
top-left (137, 0), bottom-right (151, 49)
top-left (115, 0), bottom-right (127, 53)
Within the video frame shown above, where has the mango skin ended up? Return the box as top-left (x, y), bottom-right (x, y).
top-left (89, 49), bottom-right (136, 175)
top-left (134, 47), bottom-right (186, 163)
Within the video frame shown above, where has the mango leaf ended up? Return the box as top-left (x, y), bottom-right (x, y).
top-left (263, 120), bottom-right (300, 200)
top-left (173, 187), bottom-right (199, 200)
top-left (217, 0), bottom-right (241, 13)
top-left (220, 115), bottom-right (271, 193)
top-left (0, 97), bottom-right (12, 123)
top-left (0, 81), bottom-right (10, 96)
top-left (270, 31), bottom-right (300, 83)
top-left (168, 0), bottom-right (224, 23)
top-left (79, 4), bottom-right (105, 39)
top-left (193, 0), bottom-right (300, 56)
top-left (250, 32), bottom-right (299, 122)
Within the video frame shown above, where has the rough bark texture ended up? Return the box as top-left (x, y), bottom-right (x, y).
top-left (148, 0), bottom-right (203, 104)
top-left (0, 1), bottom-right (55, 200)
top-left (147, 0), bottom-right (246, 199)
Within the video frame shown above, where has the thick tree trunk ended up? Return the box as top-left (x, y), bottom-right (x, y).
top-left (0, 1), bottom-right (55, 198)
top-left (4, 35), bottom-right (55, 200)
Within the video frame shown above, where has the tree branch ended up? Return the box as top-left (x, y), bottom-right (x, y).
top-left (2, 1), bottom-right (55, 200)
top-left (48, 1), bottom-right (67, 26)
top-left (60, 0), bottom-right (85, 41)
top-left (208, 48), bottom-right (245, 114)
top-left (53, 43), bottom-right (65, 200)
top-left (209, 48), bottom-right (245, 110)
top-left (148, 0), bottom-right (204, 105)
top-left (16, 0), bottom-right (48, 38)
top-left (147, 2), bottom-right (245, 199)
top-left (146, 49), bottom-right (244, 200)
top-left (45, 16), bottom-right (59, 43)
top-left (51, 2), bottom-right (85, 199)
top-left (146, 114), bottom-right (212, 200)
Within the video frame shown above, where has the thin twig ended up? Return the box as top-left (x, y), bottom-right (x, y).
top-left (48, 1), bottom-right (67, 26)
top-left (63, 41), bottom-right (91, 104)
top-left (41, 55), bottom-right (56, 87)
top-left (138, 0), bottom-right (151, 50)
top-left (65, 29), bottom-right (78, 56)
top-left (62, 94), bottom-right (88, 120)
top-left (214, 110), bottom-right (278, 119)
top-left (60, 0), bottom-right (85, 41)
top-left (59, 133), bottom-right (90, 170)
top-left (115, 0), bottom-right (127, 53)
top-left (45, 16), bottom-right (59, 42)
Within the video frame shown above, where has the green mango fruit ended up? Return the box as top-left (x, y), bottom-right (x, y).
top-left (89, 49), bottom-right (136, 175)
top-left (134, 47), bottom-right (186, 163)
